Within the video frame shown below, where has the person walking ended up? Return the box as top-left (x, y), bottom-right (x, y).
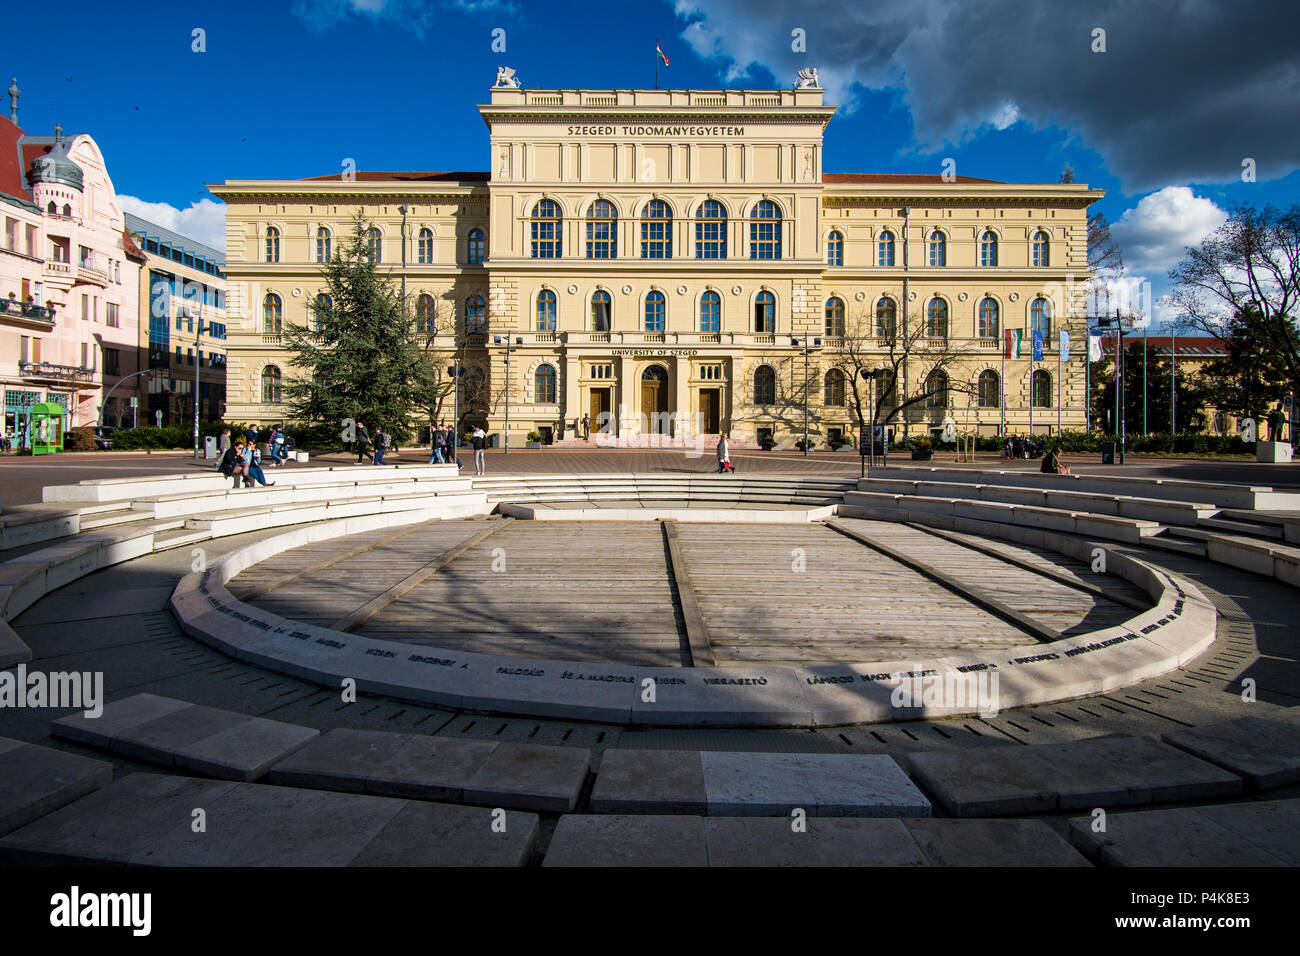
top-left (355, 421), bottom-right (372, 463)
top-left (716, 434), bottom-right (732, 473)
top-left (472, 425), bottom-right (487, 475)
top-left (373, 427), bottom-right (389, 465)
top-left (581, 414), bottom-right (590, 440)
top-left (214, 428), bottom-right (232, 470)
top-left (445, 423), bottom-right (460, 469)
top-left (431, 423), bottom-right (447, 464)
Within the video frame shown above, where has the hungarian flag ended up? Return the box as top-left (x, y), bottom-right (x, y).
top-left (1059, 328), bottom-right (1070, 361)
top-left (1004, 328), bottom-right (1022, 359)
top-left (656, 42), bottom-right (670, 67)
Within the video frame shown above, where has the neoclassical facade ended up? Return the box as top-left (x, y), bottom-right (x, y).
top-left (212, 83), bottom-right (1102, 445)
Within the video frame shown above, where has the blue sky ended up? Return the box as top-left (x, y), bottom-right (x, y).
top-left (6, 0), bottom-right (1297, 326)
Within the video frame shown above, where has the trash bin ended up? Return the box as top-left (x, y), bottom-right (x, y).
top-left (1101, 441), bottom-right (1116, 465)
top-left (203, 435), bottom-right (218, 459)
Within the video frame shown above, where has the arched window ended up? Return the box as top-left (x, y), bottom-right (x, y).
top-left (695, 200), bottom-right (727, 259)
top-left (878, 230), bottom-right (895, 267)
top-left (645, 290), bottom-right (666, 332)
top-left (465, 295), bottom-right (486, 334)
top-left (925, 297), bottom-right (948, 338)
top-left (365, 227), bottom-right (382, 261)
top-left (61, 203), bottom-right (71, 217)
top-left (535, 289), bottom-right (557, 331)
top-left (824, 368), bottom-right (846, 406)
top-left (1031, 296), bottom-right (1052, 340)
top-left (925, 370), bottom-right (949, 408)
top-left (824, 297), bottom-right (845, 337)
top-left (977, 370), bottom-right (1000, 408)
top-left (46, 201), bottom-right (56, 214)
top-left (1032, 230), bottom-right (1050, 267)
top-left (315, 227), bottom-right (331, 263)
top-left (417, 227), bottom-right (434, 264)
top-left (1032, 369), bottom-right (1052, 408)
top-left (928, 230), bottom-right (946, 267)
top-left (978, 297), bottom-right (1000, 338)
top-left (313, 293), bottom-right (331, 332)
top-left (754, 290), bottom-right (776, 333)
top-left (415, 294), bottom-right (437, 334)
top-left (261, 366), bottom-right (282, 404)
top-left (591, 290), bottom-right (611, 332)
top-left (640, 200), bottom-right (671, 259)
top-left (535, 364), bottom-right (557, 403)
top-left (262, 293), bottom-right (282, 333)
top-left (827, 230), bottom-right (844, 266)
top-left (700, 290), bottom-right (721, 333)
top-left (265, 226), bottom-right (280, 263)
top-left (980, 229), bottom-right (998, 267)
top-left (749, 200), bottom-right (782, 259)
top-left (875, 297), bottom-right (897, 338)
top-left (530, 200), bottom-right (562, 258)
top-left (467, 228), bottom-right (485, 265)
top-left (586, 199), bottom-right (617, 259)
top-left (754, 365), bottom-right (776, 405)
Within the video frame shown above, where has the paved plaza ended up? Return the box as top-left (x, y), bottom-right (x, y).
top-left (0, 452), bottom-right (1297, 868)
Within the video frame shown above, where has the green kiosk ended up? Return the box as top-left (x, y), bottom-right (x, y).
top-left (26, 402), bottom-right (68, 455)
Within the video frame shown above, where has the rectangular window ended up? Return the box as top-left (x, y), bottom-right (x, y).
top-left (32, 338), bottom-right (40, 363)
top-left (19, 336), bottom-right (28, 364)
top-left (25, 224), bottom-right (36, 256)
top-left (104, 347), bottom-right (120, 376)
top-left (698, 365), bottom-right (722, 380)
top-left (81, 294), bottom-right (89, 320)
top-left (4, 217), bottom-right (16, 250)
top-left (590, 364), bottom-right (612, 379)
top-left (81, 343), bottom-right (88, 368)
top-left (106, 303), bottom-right (120, 328)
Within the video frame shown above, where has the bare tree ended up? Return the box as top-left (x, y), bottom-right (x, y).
top-left (1170, 203), bottom-right (1300, 398)
top-left (828, 307), bottom-right (978, 444)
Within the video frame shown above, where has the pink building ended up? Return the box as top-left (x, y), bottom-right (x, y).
top-left (0, 79), bottom-right (145, 443)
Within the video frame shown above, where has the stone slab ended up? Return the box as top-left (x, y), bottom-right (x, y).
top-left (589, 750), bottom-right (707, 814)
top-left (0, 738), bottom-right (114, 836)
top-left (174, 716), bottom-right (320, 781)
top-left (699, 752), bottom-right (930, 817)
top-left (902, 735), bottom-right (1242, 816)
top-left (543, 814), bottom-right (709, 867)
top-left (1069, 799), bottom-right (1300, 866)
top-left (268, 728), bottom-right (411, 793)
top-left (0, 773), bottom-right (240, 865)
top-left (350, 801), bottom-right (537, 867)
top-left (903, 818), bottom-right (1090, 866)
top-left (51, 692), bottom-right (192, 748)
top-left (705, 817), bottom-right (929, 866)
top-left (0, 621), bottom-right (32, 668)
top-left (461, 742), bottom-right (592, 812)
top-left (1163, 714), bottom-right (1300, 791)
top-left (366, 735), bottom-right (500, 803)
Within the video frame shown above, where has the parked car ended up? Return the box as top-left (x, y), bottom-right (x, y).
top-left (93, 426), bottom-right (117, 450)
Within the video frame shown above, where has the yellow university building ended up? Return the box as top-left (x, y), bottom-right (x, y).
top-left (211, 79), bottom-right (1102, 447)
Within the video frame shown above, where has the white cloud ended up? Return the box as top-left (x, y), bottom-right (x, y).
top-left (119, 196), bottom-right (226, 253)
top-left (1110, 186), bottom-right (1228, 278)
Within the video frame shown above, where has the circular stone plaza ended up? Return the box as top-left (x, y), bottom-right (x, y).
top-left (0, 448), bottom-right (1297, 868)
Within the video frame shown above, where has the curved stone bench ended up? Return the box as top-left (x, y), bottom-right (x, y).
top-left (167, 500), bottom-right (1216, 728)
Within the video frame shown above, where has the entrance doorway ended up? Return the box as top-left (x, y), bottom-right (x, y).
top-left (641, 365), bottom-right (670, 435)
top-left (589, 387), bottom-right (612, 435)
top-left (699, 388), bottom-right (720, 433)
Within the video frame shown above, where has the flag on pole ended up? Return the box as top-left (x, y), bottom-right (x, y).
top-left (1004, 328), bottom-right (1022, 359)
top-left (1088, 334), bottom-right (1102, 362)
top-left (1059, 328), bottom-right (1070, 361)
top-left (1031, 329), bottom-right (1044, 362)
top-left (656, 42), bottom-right (670, 67)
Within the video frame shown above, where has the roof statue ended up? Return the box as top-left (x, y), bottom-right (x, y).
top-left (794, 68), bottom-right (821, 90)
top-left (494, 66), bottom-right (521, 89)
top-left (8, 77), bottom-right (18, 123)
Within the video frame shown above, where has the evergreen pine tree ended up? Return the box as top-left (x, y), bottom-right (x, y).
top-left (282, 214), bottom-right (437, 442)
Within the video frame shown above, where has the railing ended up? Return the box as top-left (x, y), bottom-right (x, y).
top-left (753, 333), bottom-right (775, 345)
top-left (77, 262), bottom-right (109, 285)
top-left (0, 298), bottom-right (56, 324)
top-left (822, 336), bottom-right (843, 348)
top-left (261, 333), bottom-right (282, 345)
top-left (642, 332), bottom-right (666, 343)
top-left (589, 332), bottom-right (611, 343)
top-left (465, 333), bottom-right (488, 346)
top-left (979, 337), bottom-right (999, 349)
top-left (45, 260), bottom-right (71, 274)
top-left (19, 360), bottom-right (94, 382)
top-left (535, 331), bottom-right (556, 343)
top-left (699, 333), bottom-right (721, 344)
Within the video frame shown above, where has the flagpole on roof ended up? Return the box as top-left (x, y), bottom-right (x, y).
top-left (655, 38), bottom-right (659, 90)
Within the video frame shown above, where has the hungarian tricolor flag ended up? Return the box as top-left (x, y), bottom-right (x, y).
top-left (1004, 328), bottom-right (1023, 359)
top-left (656, 42), bottom-right (670, 67)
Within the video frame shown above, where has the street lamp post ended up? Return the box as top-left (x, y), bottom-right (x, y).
top-left (398, 204), bottom-right (408, 312)
top-left (190, 310), bottom-right (208, 460)
top-left (792, 336), bottom-right (821, 457)
top-left (493, 335), bottom-right (522, 454)
top-left (1093, 310), bottom-right (1130, 464)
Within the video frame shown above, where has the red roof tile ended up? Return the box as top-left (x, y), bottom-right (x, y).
top-left (0, 115), bottom-right (31, 202)
top-left (121, 228), bottom-right (147, 263)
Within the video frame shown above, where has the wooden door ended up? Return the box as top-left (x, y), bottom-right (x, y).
top-left (700, 389), bottom-right (719, 433)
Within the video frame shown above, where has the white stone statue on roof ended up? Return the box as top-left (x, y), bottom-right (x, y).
top-left (494, 66), bottom-right (521, 89)
top-left (794, 68), bottom-right (820, 89)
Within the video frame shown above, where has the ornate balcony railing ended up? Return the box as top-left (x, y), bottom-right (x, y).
top-left (19, 360), bottom-right (95, 383)
top-left (0, 298), bottom-right (56, 324)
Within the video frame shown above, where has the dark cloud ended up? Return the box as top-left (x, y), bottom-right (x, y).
top-left (675, 0), bottom-right (1300, 191)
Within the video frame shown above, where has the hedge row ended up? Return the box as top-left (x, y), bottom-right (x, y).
top-left (108, 420), bottom-right (348, 451)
